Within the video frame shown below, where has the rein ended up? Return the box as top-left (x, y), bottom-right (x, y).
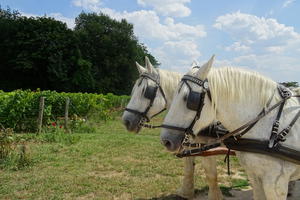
top-left (158, 72), bottom-right (300, 157)
top-left (176, 90), bottom-right (300, 157)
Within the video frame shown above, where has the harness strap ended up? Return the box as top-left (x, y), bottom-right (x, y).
top-left (124, 108), bottom-right (150, 122)
top-left (275, 109), bottom-right (300, 144)
top-left (224, 149), bottom-right (231, 175)
top-left (160, 124), bottom-right (187, 132)
top-left (161, 75), bottom-right (208, 136)
top-left (125, 71), bottom-right (168, 127)
top-left (224, 138), bottom-right (300, 165)
top-left (140, 123), bottom-right (162, 129)
top-left (269, 99), bottom-right (286, 148)
top-left (233, 90), bottom-right (276, 140)
top-left (216, 96), bottom-right (294, 143)
top-left (177, 95), bottom-right (300, 157)
top-left (176, 143), bottom-right (221, 158)
top-left (268, 85), bottom-right (292, 147)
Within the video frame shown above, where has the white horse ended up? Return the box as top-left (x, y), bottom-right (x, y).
top-left (160, 55), bottom-right (300, 200)
top-left (122, 57), bottom-right (223, 199)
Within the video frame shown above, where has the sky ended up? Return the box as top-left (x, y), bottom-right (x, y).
top-left (1, 0), bottom-right (300, 83)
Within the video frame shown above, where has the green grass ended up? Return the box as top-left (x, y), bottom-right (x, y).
top-left (0, 114), bottom-right (248, 200)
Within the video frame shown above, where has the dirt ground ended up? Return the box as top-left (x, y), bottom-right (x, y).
top-left (195, 180), bottom-right (300, 200)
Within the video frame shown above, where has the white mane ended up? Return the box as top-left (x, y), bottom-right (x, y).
top-left (157, 69), bottom-right (182, 100)
top-left (293, 87), bottom-right (300, 95)
top-left (206, 67), bottom-right (278, 112)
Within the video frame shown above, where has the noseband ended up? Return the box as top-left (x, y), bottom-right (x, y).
top-left (161, 74), bottom-right (210, 136)
top-left (125, 72), bottom-right (168, 124)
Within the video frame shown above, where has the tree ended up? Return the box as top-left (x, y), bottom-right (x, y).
top-left (74, 12), bottom-right (158, 94)
top-left (280, 82), bottom-right (299, 88)
top-left (0, 8), bottom-right (158, 94)
top-left (0, 7), bottom-right (94, 92)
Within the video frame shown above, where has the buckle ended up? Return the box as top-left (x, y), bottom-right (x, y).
top-left (278, 85), bottom-right (292, 99)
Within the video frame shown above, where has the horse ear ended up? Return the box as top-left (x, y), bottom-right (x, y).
top-left (196, 55), bottom-right (215, 80)
top-left (136, 61), bottom-right (146, 74)
top-left (191, 60), bottom-right (198, 68)
top-left (145, 56), bottom-right (156, 74)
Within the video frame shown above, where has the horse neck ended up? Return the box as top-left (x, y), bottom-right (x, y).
top-left (216, 98), bottom-right (266, 131)
top-left (208, 68), bottom-right (279, 131)
top-left (158, 69), bottom-right (182, 108)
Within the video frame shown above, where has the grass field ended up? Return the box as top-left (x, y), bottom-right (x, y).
top-left (0, 113), bottom-right (249, 200)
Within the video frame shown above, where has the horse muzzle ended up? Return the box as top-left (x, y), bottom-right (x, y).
top-left (122, 112), bottom-right (142, 133)
top-left (160, 129), bottom-right (185, 152)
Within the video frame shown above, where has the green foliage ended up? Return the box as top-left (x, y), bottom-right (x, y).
top-left (74, 12), bottom-right (159, 94)
top-left (0, 8), bottom-right (158, 95)
top-left (280, 81), bottom-right (299, 88)
top-left (0, 8), bottom-right (91, 92)
top-left (40, 125), bottom-right (81, 145)
top-left (0, 90), bottom-right (130, 132)
top-left (0, 128), bottom-right (32, 170)
top-left (0, 128), bottom-right (14, 160)
top-left (0, 117), bottom-right (247, 199)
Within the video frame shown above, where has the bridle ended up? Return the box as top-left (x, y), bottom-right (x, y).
top-left (161, 73), bottom-right (300, 158)
top-left (161, 74), bottom-right (211, 136)
top-left (124, 72), bottom-right (168, 126)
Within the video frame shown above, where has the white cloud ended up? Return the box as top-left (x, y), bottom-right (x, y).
top-left (87, 8), bottom-right (206, 42)
top-left (21, 12), bottom-right (39, 18)
top-left (214, 11), bottom-right (300, 83)
top-left (137, 0), bottom-right (191, 17)
top-left (214, 11), bottom-right (300, 55)
top-left (225, 42), bottom-right (250, 52)
top-left (71, 1), bottom-right (205, 73)
top-left (265, 46), bottom-right (284, 54)
top-left (214, 11), bottom-right (299, 42)
top-left (72, 2), bottom-right (205, 42)
top-left (49, 13), bottom-right (75, 29)
top-left (282, 0), bottom-right (295, 8)
top-left (232, 54), bottom-right (300, 81)
top-left (72, 0), bottom-right (102, 11)
top-left (154, 40), bottom-right (201, 71)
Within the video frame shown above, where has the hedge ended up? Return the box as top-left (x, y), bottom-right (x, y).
top-left (0, 90), bottom-right (130, 132)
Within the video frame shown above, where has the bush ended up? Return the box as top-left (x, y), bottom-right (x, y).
top-left (0, 128), bottom-right (32, 170)
top-left (0, 90), bottom-right (130, 132)
top-left (40, 125), bottom-right (80, 145)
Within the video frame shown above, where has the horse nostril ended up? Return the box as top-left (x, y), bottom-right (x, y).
top-left (162, 139), bottom-right (172, 149)
top-left (123, 119), bottom-right (131, 128)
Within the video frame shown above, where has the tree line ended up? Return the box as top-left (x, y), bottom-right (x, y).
top-left (0, 7), bottom-right (158, 95)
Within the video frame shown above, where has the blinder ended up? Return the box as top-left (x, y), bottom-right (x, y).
top-left (161, 75), bottom-right (210, 136)
top-left (187, 91), bottom-right (202, 111)
top-left (144, 86), bottom-right (158, 100)
top-left (125, 72), bottom-right (168, 124)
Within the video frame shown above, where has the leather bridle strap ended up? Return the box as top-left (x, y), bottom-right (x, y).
top-left (161, 75), bottom-right (209, 135)
top-left (216, 98), bottom-right (288, 143)
top-left (274, 106), bottom-right (300, 144)
top-left (160, 124), bottom-right (187, 132)
top-left (124, 72), bottom-right (168, 123)
top-left (124, 108), bottom-right (151, 122)
top-left (215, 95), bottom-right (300, 144)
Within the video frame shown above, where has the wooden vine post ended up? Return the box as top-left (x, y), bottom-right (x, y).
top-left (64, 97), bottom-right (70, 132)
top-left (37, 97), bottom-right (45, 134)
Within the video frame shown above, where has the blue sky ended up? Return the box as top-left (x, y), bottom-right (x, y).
top-left (1, 0), bottom-right (300, 83)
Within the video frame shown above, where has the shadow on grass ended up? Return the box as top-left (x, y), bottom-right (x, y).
top-left (135, 194), bottom-right (187, 200)
top-left (135, 186), bottom-right (239, 200)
